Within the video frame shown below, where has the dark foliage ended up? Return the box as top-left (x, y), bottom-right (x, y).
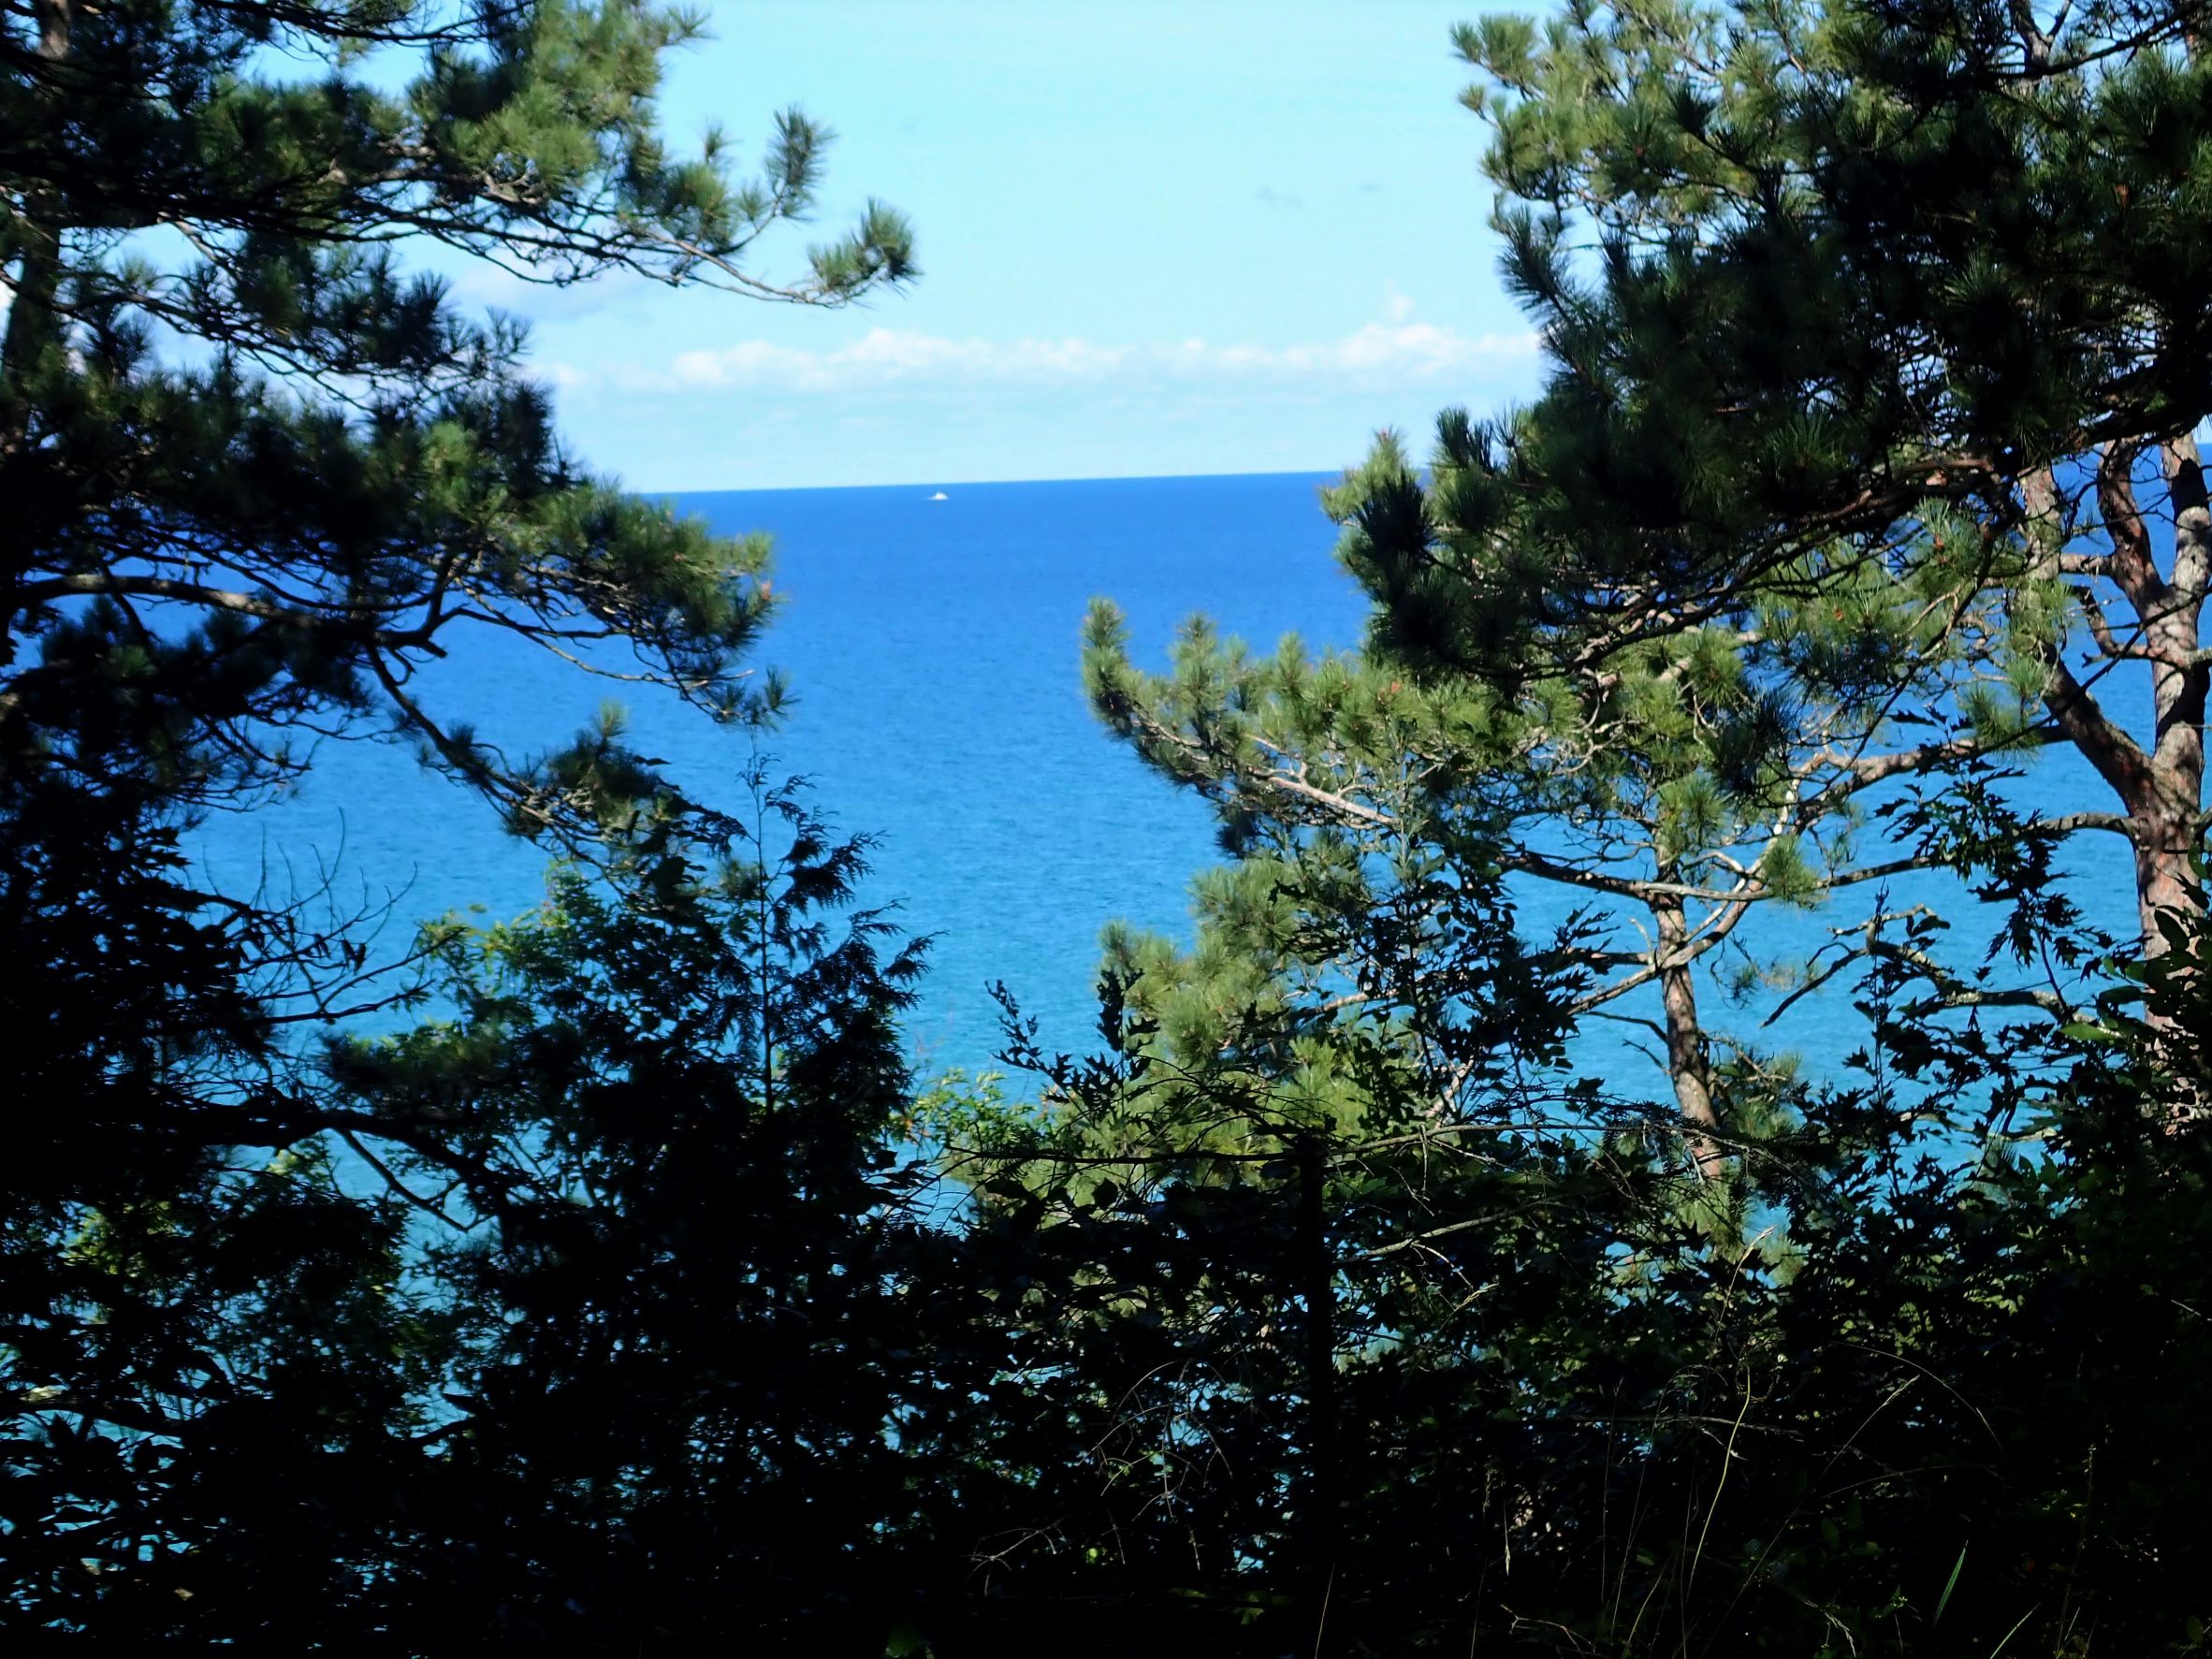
top-left (7, 0), bottom-right (2212, 1655)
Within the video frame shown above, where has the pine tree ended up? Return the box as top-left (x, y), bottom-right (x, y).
top-left (2, 0), bottom-right (912, 1639)
top-left (1085, 436), bottom-right (1982, 1183)
top-left (333, 771), bottom-right (934, 1652)
top-left (1429, 0), bottom-right (2209, 973)
top-left (4, 0), bottom-right (911, 841)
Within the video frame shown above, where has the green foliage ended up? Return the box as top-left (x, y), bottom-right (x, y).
top-left (1441, 0), bottom-right (2209, 948)
top-left (1, 0), bottom-right (924, 1646)
top-left (1039, 3), bottom-right (2212, 1651)
top-left (927, 794), bottom-right (2212, 1655)
top-left (10, 0), bottom-right (2212, 1653)
top-left (2, 0), bottom-right (914, 839)
top-left (337, 773), bottom-right (936, 1652)
top-left (2, 749), bottom-right (959, 1648)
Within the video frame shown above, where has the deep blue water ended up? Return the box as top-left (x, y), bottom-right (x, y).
top-left (191, 473), bottom-right (2142, 1100)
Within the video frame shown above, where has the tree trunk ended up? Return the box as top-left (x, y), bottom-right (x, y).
top-left (2136, 442), bottom-right (2209, 961)
top-left (2030, 452), bottom-right (2207, 965)
top-left (1652, 890), bottom-right (1724, 1180)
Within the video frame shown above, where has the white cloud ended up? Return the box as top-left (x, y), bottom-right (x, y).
top-left (607, 320), bottom-right (1538, 396)
top-left (659, 331), bottom-right (1132, 391)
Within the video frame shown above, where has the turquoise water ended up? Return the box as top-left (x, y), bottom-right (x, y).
top-left (191, 473), bottom-right (2141, 1098)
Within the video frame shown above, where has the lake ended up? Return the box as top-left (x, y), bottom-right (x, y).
top-left (191, 472), bottom-right (2141, 1100)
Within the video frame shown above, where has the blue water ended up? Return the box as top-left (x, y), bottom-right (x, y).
top-left (196, 474), bottom-right (1360, 1074)
top-left (191, 473), bottom-right (2143, 1100)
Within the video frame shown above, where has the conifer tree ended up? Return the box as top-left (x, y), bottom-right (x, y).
top-left (1085, 440), bottom-right (1985, 1180)
top-left (0, 0), bottom-right (913, 1244)
top-left (338, 772), bottom-right (933, 1653)
top-left (1426, 0), bottom-right (2210, 971)
top-left (4, 0), bottom-right (910, 842)
top-left (1, 0), bottom-right (914, 1638)
top-left (1048, 7), bottom-right (2212, 1638)
top-left (1090, 0), bottom-right (2212, 1162)
top-left (947, 5), bottom-right (2212, 1644)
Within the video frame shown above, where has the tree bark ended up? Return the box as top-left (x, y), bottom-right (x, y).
top-left (2029, 454), bottom-right (2208, 965)
top-left (1652, 890), bottom-right (1725, 1180)
top-left (2136, 442), bottom-right (2210, 959)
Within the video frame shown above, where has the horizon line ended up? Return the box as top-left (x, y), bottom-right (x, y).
top-left (638, 465), bottom-right (1346, 498)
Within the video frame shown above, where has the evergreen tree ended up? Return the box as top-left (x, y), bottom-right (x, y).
top-left (970, 3), bottom-right (2212, 1645)
top-left (16, 0), bottom-right (2212, 1651)
top-left (1427, 0), bottom-right (2209, 973)
top-left (338, 773), bottom-right (935, 1654)
top-left (1026, 4), bottom-right (2212, 1645)
top-left (920, 836), bottom-right (1637, 1653)
top-left (1088, 0), bottom-right (2212, 1170)
top-left (1, 0), bottom-right (914, 1641)
top-left (967, 682), bottom-right (2212, 1653)
top-left (4, 0), bottom-right (910, 840)
top-left (1084, 444), bottom-right (1976, 1182)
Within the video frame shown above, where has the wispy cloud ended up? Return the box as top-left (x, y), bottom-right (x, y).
top-left (589, 319), bottom-right (1539, 397)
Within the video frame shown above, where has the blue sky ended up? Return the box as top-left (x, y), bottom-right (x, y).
top-left (480, 1), bottom-right (1537, 490)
